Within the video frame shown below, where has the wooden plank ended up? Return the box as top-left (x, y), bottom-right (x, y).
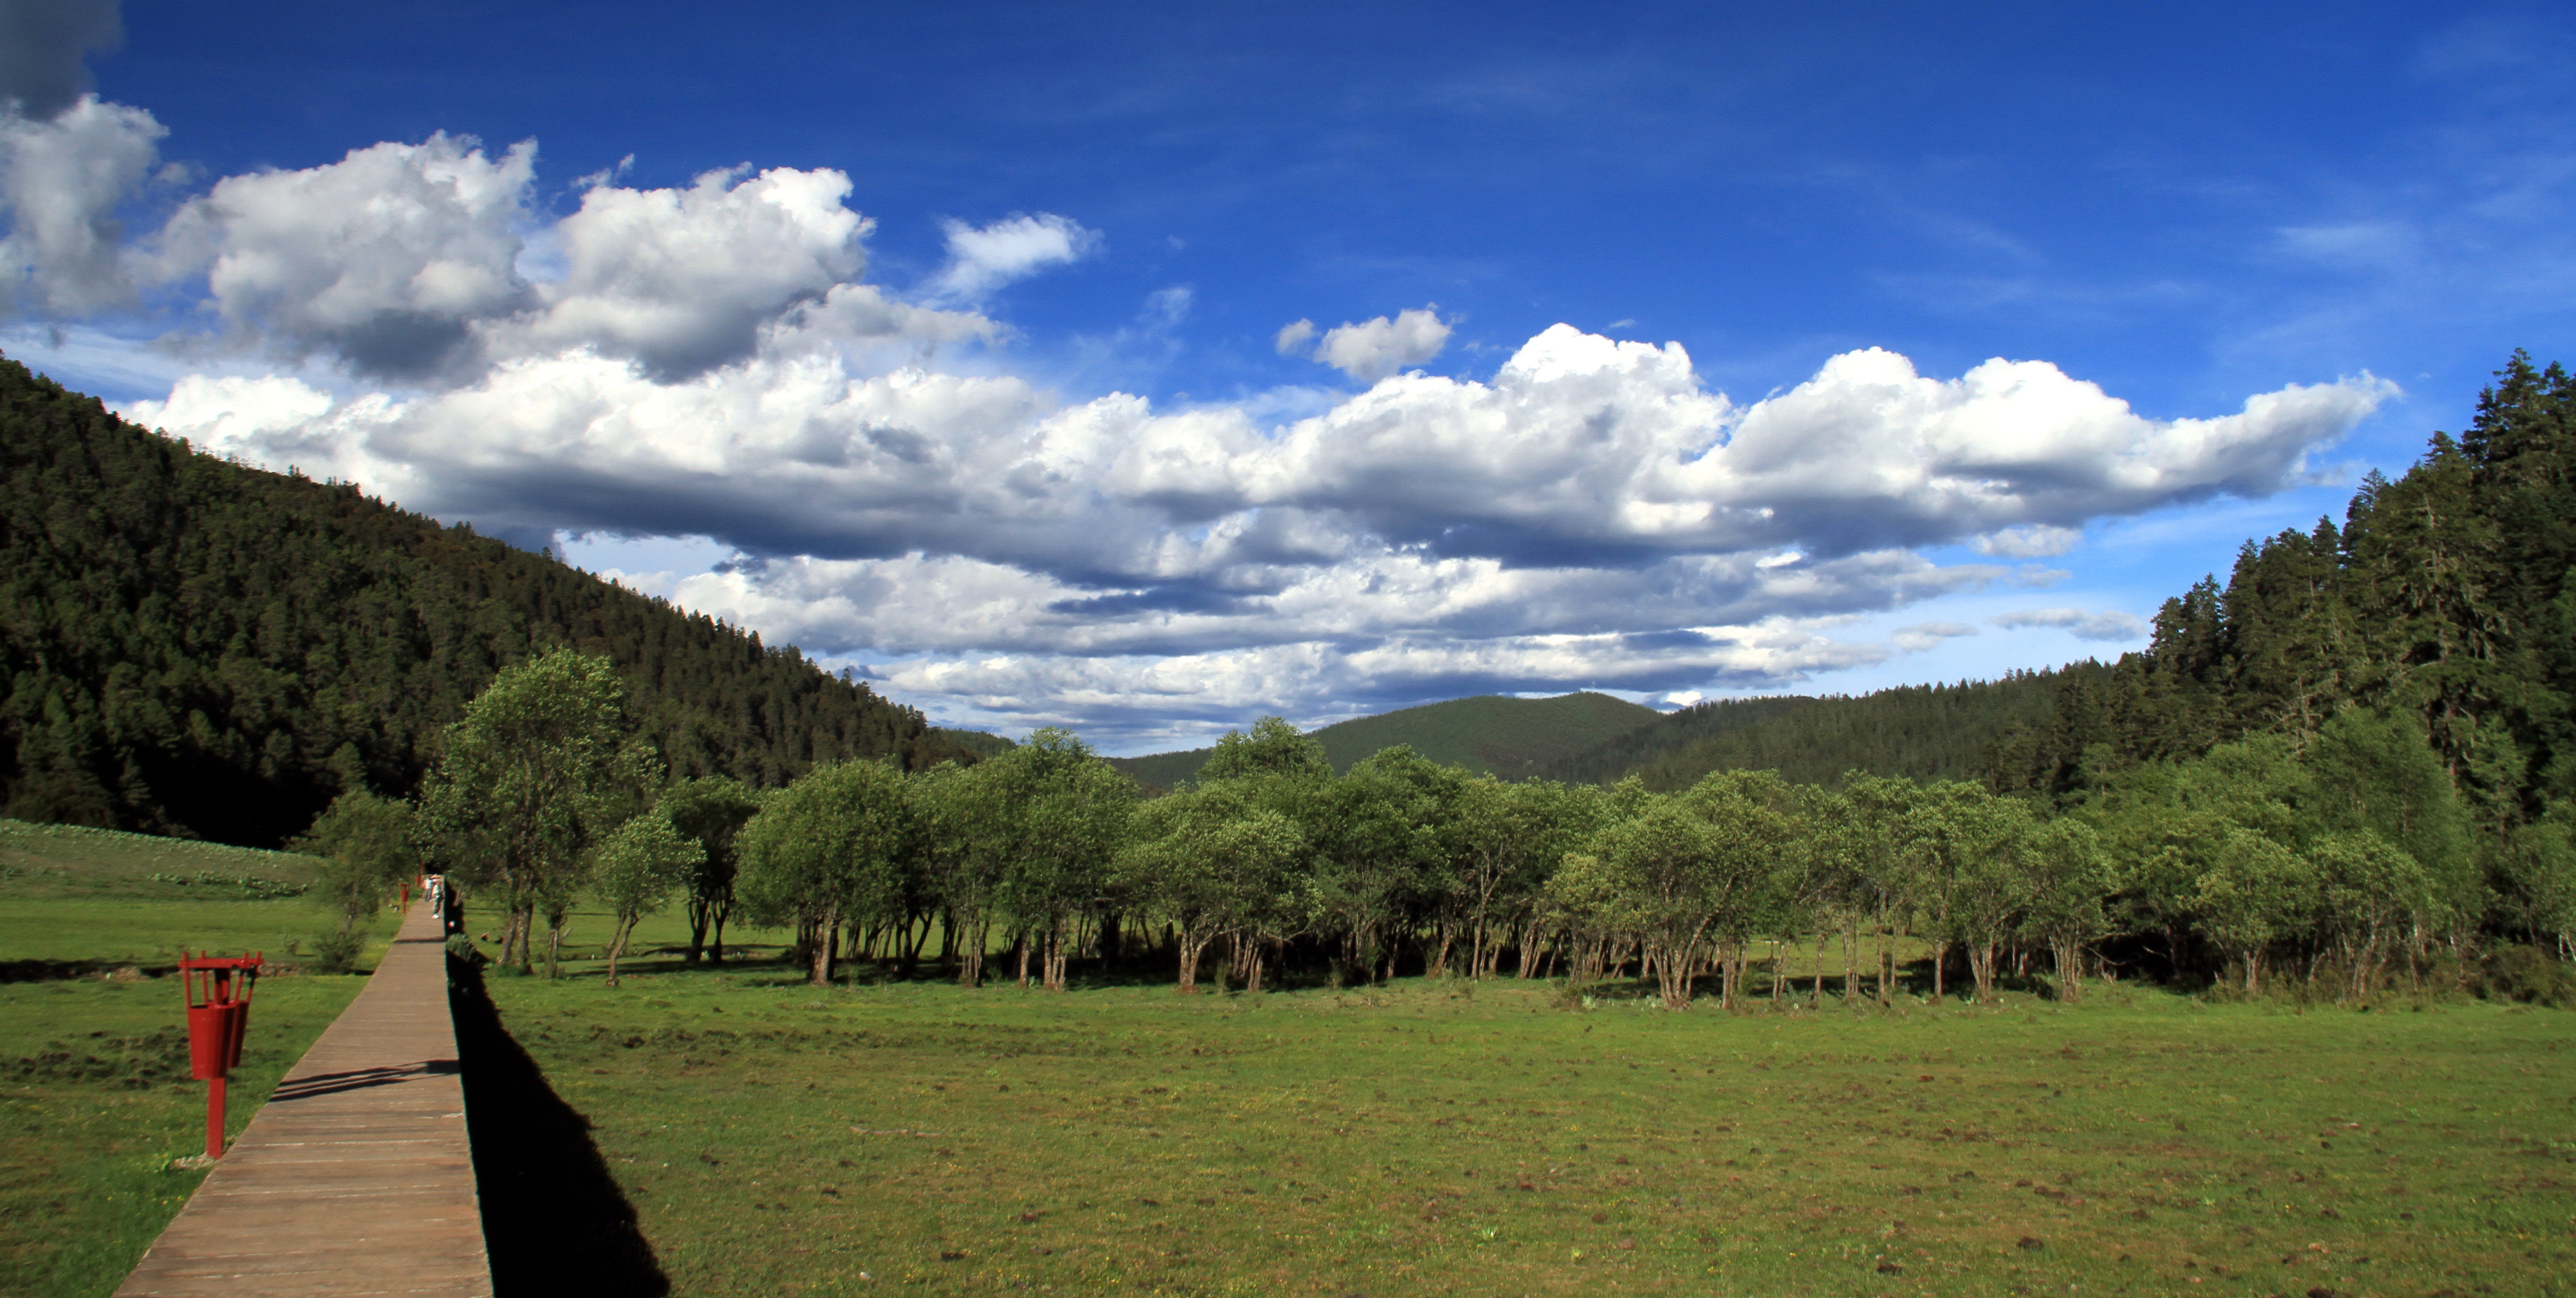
top-left (116, 904), bottom-right (493, 1297)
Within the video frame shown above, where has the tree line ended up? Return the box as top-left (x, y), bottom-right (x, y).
top-left (308, 656), bottom-right (2568, 1008)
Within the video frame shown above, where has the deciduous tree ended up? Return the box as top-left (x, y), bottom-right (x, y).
top-left (592, 812), bottom-right (704, 987)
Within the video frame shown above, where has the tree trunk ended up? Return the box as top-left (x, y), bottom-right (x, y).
top-left (686, 898), bottom-right (711, 965)
top-left (1841, 920), bottom-right (1859, 1004)
top-left (809, 904), bottom-right (838, 986)
top-left (1931, 939), bottom-right (1947, 1002)
top-left (900, 914), bottom-right (927, 977)
top-left (2053, 937), bottom-right (2084, 1003)
top-left (1652, 935), bottom-right (1694, 1010)
top-left (606, 915), bottom-right (636, 988)
top-left (1177, 929), bottom-right (1213, 993)
top-left (1876, 926), bottom-right (1893, 1008)
top-left (504, 904), bottom-right (536, 973)
top-left (544, 909), bottom-right (566, 980)
top-left (711, 898), bottom-right (731, 964)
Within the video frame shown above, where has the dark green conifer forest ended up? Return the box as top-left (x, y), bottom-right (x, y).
top-left (0, 354), bottom-right (963, 847)
top-left (1986, 350), bottom-right (2576, 828)
top-left (1537, 674), bottom-right (2068, 789)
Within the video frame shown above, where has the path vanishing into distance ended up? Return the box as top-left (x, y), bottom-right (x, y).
top-left (116, 903), bottom-right (493, 1297)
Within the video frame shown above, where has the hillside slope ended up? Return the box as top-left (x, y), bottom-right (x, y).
top-left (1536, 670), bottom-right (2079, 789)
top-left (1112, 691), bottom-right (1663, 787)
top-left (1987, 352), bottom-right (2576, 822)
top-left (0, 354), bottom-right (985, 846)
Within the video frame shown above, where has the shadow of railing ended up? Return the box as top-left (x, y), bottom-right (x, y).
top-left (270, 1059), bottom-right (460, 1102)
top-left (449, 956), bottom-right (670, 1298)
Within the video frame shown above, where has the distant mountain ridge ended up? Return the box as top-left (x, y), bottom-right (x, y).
top-left (1110, 691), bottom-right (1664, 788)
top-left (1535, 670), bottom-right (2078, 789)
top-left (1108, 671), bottom-right (2087, 794)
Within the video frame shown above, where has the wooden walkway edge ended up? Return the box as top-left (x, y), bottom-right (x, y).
top-left (115, 903), bottom-right (494, 1297)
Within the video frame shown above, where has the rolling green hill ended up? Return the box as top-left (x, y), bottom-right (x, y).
top-left (1534, 669), bottom-right (2080, 789)
top-left (1110, 691), bottom-right (1664, 788)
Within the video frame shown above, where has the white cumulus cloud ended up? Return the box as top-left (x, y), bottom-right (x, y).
top-left (926, 212), bottom-right (1098, 305)
top-left (1988, 607), bottom-right (2147, 642)
top-left (1298, 305), bottom-right (1451, 383)
top-left (155, 133), bottom-right (537, 378)
top-left (495, 165), bottom-right (871, 378)
top-left (0, 95), bottom-right (164, 315)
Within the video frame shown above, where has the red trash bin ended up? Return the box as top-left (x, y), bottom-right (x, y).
top-left (178, 953), bottom-right (262, 1159)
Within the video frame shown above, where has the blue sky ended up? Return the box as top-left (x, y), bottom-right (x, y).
top-left (4, 1), bottom-right (2573, 750)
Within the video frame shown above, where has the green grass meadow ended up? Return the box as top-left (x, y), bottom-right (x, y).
top-left (472, 922), bottom-right (2576, 1298)
top-left (0, 821), bottom-right (401, 1297)
top-left (8, 836), bottom-right (2576, 1298)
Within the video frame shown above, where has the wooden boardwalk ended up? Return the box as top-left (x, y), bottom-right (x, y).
top-left (116, 903), bottom-right (493, 1297)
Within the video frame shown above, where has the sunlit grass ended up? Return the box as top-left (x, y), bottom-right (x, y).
top-left (488, 958), bottom-right (2576, 1296)
top-left (0, 824), bottom-right (398, 1297)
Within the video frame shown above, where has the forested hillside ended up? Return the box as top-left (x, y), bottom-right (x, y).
top-left (1538, 673), bottom-right (2072, 789)
top-left (1111, 691), bottom-right (1661, 788)
top-left (1990, 350), bottom-right (2576, 829)
top-left (0, 354), bottom-right (970, 847)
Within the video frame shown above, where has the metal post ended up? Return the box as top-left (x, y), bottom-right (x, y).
top-left (206, 1075), bottom-right (226, 1159)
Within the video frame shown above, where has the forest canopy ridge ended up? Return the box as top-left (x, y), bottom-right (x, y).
top-left (0, 353), bottom-right (991, 847)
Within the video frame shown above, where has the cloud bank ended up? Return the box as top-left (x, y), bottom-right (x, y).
top-left (5, 97), bottom-right (2390, 744)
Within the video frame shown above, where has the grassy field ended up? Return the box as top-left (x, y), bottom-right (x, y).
top-left (10, 836), bottom-right (2574, 1298)
top-left (474, 941), bottom-right (2576, 1298)
top-left (0, 821), bottom-right (401, 1297)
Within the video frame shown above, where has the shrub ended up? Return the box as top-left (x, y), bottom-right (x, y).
top-left (311, 929), bottom-right (364, 975)
top-left (2478, 944), bottom-right (2575, 1007)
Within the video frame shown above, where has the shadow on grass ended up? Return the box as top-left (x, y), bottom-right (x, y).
top-left (0, 958), bottom-right (171, 982)
top-left (448, 957), bottom-right (669, 1298)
